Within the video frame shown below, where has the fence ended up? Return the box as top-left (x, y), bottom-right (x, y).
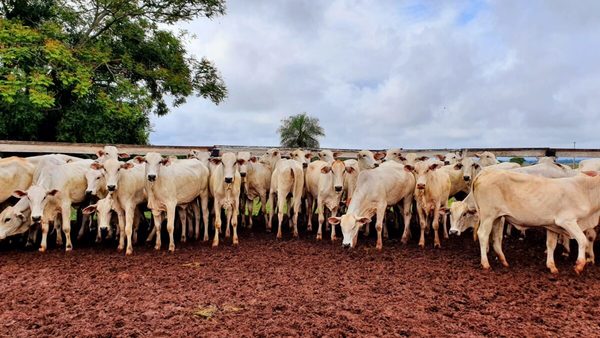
top-left (0, 140), bottom-right (598, 159)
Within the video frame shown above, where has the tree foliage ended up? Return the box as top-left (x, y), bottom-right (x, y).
top-left (0, 0), bottom-right (227, 144)
top-left (278, 113), bottom-right (325, 149)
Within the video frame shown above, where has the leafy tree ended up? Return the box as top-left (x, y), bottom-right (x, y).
top-left (509, 157), bottom-right (526, 165)
top-left (278, 113), bottom-right (325, 148)
top-left (0, 0), bottom-right (227, 144)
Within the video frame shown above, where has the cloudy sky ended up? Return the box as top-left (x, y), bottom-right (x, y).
top-left (150, 0), bottom-right (600, 149)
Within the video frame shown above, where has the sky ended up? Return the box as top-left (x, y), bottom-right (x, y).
top-left (150, 0), bottom-right (600, 149)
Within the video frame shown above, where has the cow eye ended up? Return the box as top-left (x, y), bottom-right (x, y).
top-left (4, 218), bottom-right (10, 222)
top-left (96, 177), bottom-right (100, 180)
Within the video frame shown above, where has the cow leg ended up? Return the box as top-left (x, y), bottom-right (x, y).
top-left (39, 221), bottom-right (50, 252)
top-left (147, 224), bottom-right (157, 243)
top-left (241, 195), bottom-right (247, 228)
top-left (477, 218), bottom-right (495, 270)
top-left (401, 197), bottom-right (412, 244)
top-left (178, 207), bottom-right (188, 243)
top-left (506, 223), bottom-right (512, 237)
top-left (306, 194), bottom-right (314, 232)
top-left (132, 208), bottom-right (140, 245)
top-left (125, 205), bottom-right (136, 255)
top-left (266, 193), bottom-right (275, 233)
top-left (225, 207), bottom-right (232, 239)
top-left (330, 206), bottom-right (339, 241)
top-left (232, 198), bottom-right (240, 245)
top-left (432, 205), bottom-right (442, 248)
top-left (212, 200), bottom-right (222, 247)
top-left (152, 210), bottom-right (163, 250)
top-left (276, 193), bottom-right (286, 239)
top-left (556, 220), bottom-right (589, 274)
top-left (26, 226), bottom-right (38, 248)
top-left (546, 230), bottom-right (559, 274)
top-left (77, 214), bottom-right (87, 241)
top-left (116, 209), bottom-right (126, 251)
top-left (61, 204), bottom-right (74, 251)
top-left (416, 203), bottom-right (427, 248)
top-left (166, 204), bottom-right (177, 252)
top-left (316, 197), bottom-right (324, 240)
top-left (291, 196), bottom-right (301, 238)
top-left (491, 219), bottom-right (508, 267)
top-left (383, 221), bottom-right (388, 239)
top-left (442, 209), bottom-right (449, 240)
top-left (260, 193), bottom-right (268, 229)
top-left (201, 194), bottom-right (209, 242)
top-left (286, 196), bottom-right (293, 229)
top-left (246, 197), bottom-right (254, 229)
top-left (585, 228), bottom-right (596, 264)
top-left (375, 204), bottom-right (386, 250)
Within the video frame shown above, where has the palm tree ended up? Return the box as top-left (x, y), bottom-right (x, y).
top-left (278, 113), bottom-right (325, 148)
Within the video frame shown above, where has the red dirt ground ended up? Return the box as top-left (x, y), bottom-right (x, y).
top-left (1, 228), bottom-right (600, 337)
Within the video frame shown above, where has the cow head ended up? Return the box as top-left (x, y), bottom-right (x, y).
top-left (141, 152), bottom-right (171, 182)
top-left (0, 204), bottom-right (31, 240)
top-left (210, 152), bottom-right (238, 184)
top-left (329, 214), bottom-right (371, 248)
top-left (357, 150), bottom-right (379, 170)
top-left (449, 201), bottom-right (477, 236)
top-left (236, 151), bottom-right (251, 178)
top-left (82, 196), bottom-right (113, 233)
top-left (291, 149), bottom-right (309, 168)
top-left (460, 157), bottom-right (480, 183)
top-left (85, 165), bottom-right (105, 196)
top-left (384, 148), bottom-right (403, 163)
top-left (13, 186), bottom-right (59, 224)
top-left (405, 161), bottom-right (442, 190)
top-left (321, 160), bottom-right (346, 193)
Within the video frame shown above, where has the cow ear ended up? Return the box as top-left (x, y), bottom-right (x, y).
top-left (429, 163), bottom-right (440, 171)
top-left (16, 212), bottom-right (25, 220)
top-left (82, 204), bottom-right (97, 215)
top-left (328, 217), bottom-right (341, 225)
top-left (249, 156), bottom-right (257, 163)
top-left (121, 162), bottom-right (134, 170)
top-left (466, 209), bottom-right (477, 215)
top-left (345, 166), bottom-right (355, 174)
top-left (134, 156), bottom-right (145, 164)
top-left (321, 166), bottom-right (331, 174)
top-left (417, 156), bottom-right (429, 162)
top-left (333, 152), bottom-right (340, 159)
top-left (399, 156), bottom-right (407, 161)
top-left (453, 163), bottom-right (463, 170)
top-left (160, 157), bottom-right (172, 166)
top-left (12, 190), bottom-right (27, 198)
top-left (96, 150), bottom-right (105, 159)
top-left (47, 189), bottom-right (59, 197)
top-left (356, 217), bottom-right (371, 226)
top-left (118, 153), bottom-right (130, 159)
top-left (272, 151), bottom-right (279, 157)
top-left (474, 153), bottom-right (481, 158)
top-left (90, 162), bottom-right (103, 170)
top-left (305, 152), bottom-right (312, 159)
top-left (473, 163), bottom-right (481, 169)
top-left (210, 158), bottom-right (222, 165)
top-left (404, 165), bottom-right (414, 172)
top-left (435, 154), bottom-right (445, 161)
top-left (374, 152), bottom-right (386, 161)
top-left (237, 159), bottom-right (246, 165)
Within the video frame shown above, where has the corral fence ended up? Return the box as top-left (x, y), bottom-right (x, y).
top-left (1, 140), bottom-right (599, 159)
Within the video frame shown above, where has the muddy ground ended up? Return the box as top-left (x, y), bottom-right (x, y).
top-left (1, 223), bottom-right (600, 337)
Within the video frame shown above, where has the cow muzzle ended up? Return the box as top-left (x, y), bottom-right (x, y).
top-left (334, 186), bottom-right (343, 193)
top-left (463, 176), bottom-right (470, 181)
top-left (31, 216), bottom-right (42, 223)
top-left (240, 172), bottom-right (247, 178)
top-left (449, 229), bottom-right (460, 236)
top-left (342, 243), bottom-right (351, 249)
top-left (85, 190), bottom-right (93, 196)
top-left (147, 175), bottom-right (156, 182)
top-left (444, 161), bottom-right (450, 165)
top-left (374, 163), bottom-right (379, 168)
top-left (416, 183), bottom-right (426, 190)
top-left (224, 177), bottom-right (233, 184)
top-left (107, 185), bottom-right (116, 192)
top-left (302, 163), bottom-right (308, 168)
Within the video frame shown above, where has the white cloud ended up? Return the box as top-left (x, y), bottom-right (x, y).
top-left (150, 0), bottom-right (600, 149)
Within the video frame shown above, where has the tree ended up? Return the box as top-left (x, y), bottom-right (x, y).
top-left (0, 0), bottom-right (227, 144)
top-left (278, 113), bottom-right (325, 148)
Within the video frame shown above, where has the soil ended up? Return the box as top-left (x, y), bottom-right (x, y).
top-left (1, 225), bottom-right (600, 337)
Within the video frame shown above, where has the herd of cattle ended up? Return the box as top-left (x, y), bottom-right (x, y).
top-left (2, 146), bottom-right (600, 274)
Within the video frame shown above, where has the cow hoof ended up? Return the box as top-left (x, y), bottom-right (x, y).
top-left (562, 252), bottom-right (570, 257)
top-left (96, 237), bottom-right (102, 244)
top-left (181, 238), bottom-right (187, 243)
top-left (266, 228), bottom-right (271, 233)
top-left (586, 257), bottom-right (595, 264)
top-left (154, 245), bottom-right (161, 251)
top-left (316, 234), bottom-right (322, 240)
top-left (168, 246), bottom-right (175, 253)
top-left (331, 236), bottom-right (337, 242)
top-left (481, 263), bottom-right (491, 271)
top-left (117, 246), bottom-right (124, 252)
top-left (376, 245), bottom-right (382, 251)
top-left (501, 260), bottom-right (510, 268)
top-left (212, 242), bottom-right (219, 248)
top-left (65, 246), bottom-right (72, 252)
top-left (126, 249), bottom-right (133, 256)
top-left (418, 242), bottom-right (425, 249)
top-left (574, 262), bottom-right (586, 275)
top-left (203, 236), bottom-right (209, 242)
top-left (307, 226), bottom-right (312, 232)
top-left (549, 267), bottom-right (559, 274)
top-left (39, 247), bottom-right (46, 253)
top-left (401, 238), bottom-right (409, 245)
top-left (233, 239), bottom-right (239, 246)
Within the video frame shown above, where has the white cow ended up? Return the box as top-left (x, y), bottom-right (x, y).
top-left (579, 158), bottom-right (600, 171)
top-left (473, 170), bottom-right (600, 274)
top-left (405, 160), bottom-right (451, 248)
top-left (475, 151), bottom-right (499, 166)
top-left (0, 157), bottom-right (35, 206)
top-left (241, 151), bottom-right (279, 229)
top-left (267, 149), bottom-right (307, 239)
top-left (318, 150), bottom-right (338, 164)
top-left (356, 150), bottom-right (382, 170)
top-left (305, 160), bottom-right (347, 240)
top-left (13, 159), bottom-right (93, 252)
top-left (96, 146), bottom-right (129, 163)
top-left (141, 152), bottom-right (205, 252)
top-left (208, 152), bottom-right (242, 247)
top-left (0, 198), bottom-right (32, 240)
top-left (329, 161), bottom-right (415, 249)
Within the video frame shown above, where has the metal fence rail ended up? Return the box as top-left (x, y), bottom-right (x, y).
top-left (0, 140), bottom-right (599, 159)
